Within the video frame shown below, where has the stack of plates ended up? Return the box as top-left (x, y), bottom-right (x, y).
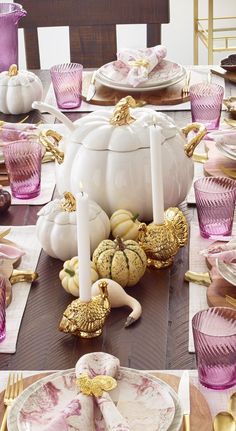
top-left (214, 133), bottom-right (236, 160)
top-left (96, 59), bottom-right (186, 92)
top-left (8, 369), bottom-right (183, 431)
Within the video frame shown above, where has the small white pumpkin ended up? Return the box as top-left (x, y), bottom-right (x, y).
top-left (60, 256), bottom-right (98, 297)
top-left (36, 192), bottom-right (111, 261)
top-left (0, 64), bottom-right (43, 114)
top-left (110, 209), bottom-right (141, 240)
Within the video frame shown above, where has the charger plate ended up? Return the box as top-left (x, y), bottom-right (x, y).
top-left (8, 369), bottom-right (183, 431)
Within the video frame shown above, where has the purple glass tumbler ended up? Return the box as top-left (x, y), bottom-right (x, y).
top-left (194, 176), bottom-right (236, 238)
top-left (3, 139), bottom-right (42, 199)
top-left (0, 3), bottom-right (27, 72)
top-left (192, 307), bottom-right (236, 390)
top-left (0, 276), bottom-right (6, 342)
top-left (189, 82), bottom-right (224, 131)
top-left (50, 63), bottom-right (83, 109)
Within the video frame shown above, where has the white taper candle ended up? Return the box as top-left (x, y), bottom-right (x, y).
top-left (149, 124), bottom-right (165, 224)
top-left (76, 190), bottom-right (91, 302)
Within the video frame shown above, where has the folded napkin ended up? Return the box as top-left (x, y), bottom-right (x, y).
top-left (44, 352), bottom-right (130, 431)
top-left (0, 122), bottom-right (37, 145)
top-left (104, 45), bottom-right (167, 87)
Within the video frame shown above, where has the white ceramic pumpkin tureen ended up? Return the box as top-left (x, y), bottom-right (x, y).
top-left (34, 97), bottom-right (206, 221)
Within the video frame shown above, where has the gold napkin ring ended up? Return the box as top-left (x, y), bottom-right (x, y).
top-left (76, 373), bottom-right (117, 397)
top-left (128, 59), bottom-right (149, 68)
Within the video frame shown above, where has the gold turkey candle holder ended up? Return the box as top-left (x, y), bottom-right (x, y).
top-left (59, 281), bottom-right (110, 338)
top-left (138, 207), bottom-right (188, 269)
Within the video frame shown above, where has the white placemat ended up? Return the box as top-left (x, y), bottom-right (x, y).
top-left (0, 226), bottom-right (41, 353)
top-left (1, 369), bottom-right (234, 419)
top-left (44, 68), bottom-right (226, 113)
top-left (188, 221), bottom-right (236, 352)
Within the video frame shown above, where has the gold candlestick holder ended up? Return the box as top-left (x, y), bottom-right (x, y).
top-left (138, 207), bottom-right (188, 269)
top-left (59, 281), bottom-right (110, 338)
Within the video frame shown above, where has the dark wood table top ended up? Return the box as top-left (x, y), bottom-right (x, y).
top-left (0, 69), bottom-right (234, 371)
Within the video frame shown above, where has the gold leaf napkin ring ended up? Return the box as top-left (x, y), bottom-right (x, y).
top-left (128, 59), bottom-right (149, 68)
top-left (76, 373), bottom-right (117, 397)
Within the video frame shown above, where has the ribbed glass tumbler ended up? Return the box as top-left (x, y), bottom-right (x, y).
top-left (50, 63), bottom-right (83, 109)
top-left (189, 82), bottom-right (224, 130)
top-left (192, 307), bottom-right (236, 390)
top-left (3, 139), bottom-right (42, 199)
top-left (194, 176), bottom-right (236, 238)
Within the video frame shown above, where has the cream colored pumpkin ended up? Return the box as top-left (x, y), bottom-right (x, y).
top-left (0, 65), bottom-right (43, 114)
top-left (92, 237), bottom-right (147, 287)
top-left (110, 209), bottom-right (141, 240)
top-left (59, 256), bottom-right (99, 297)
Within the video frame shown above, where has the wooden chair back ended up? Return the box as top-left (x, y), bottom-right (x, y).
top-left (17, 0), bottom-right (169, 69)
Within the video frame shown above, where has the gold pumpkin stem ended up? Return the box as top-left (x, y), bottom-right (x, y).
top-left (8, 64), bottom-right (18, 77)
top-left (61, 192), bottom-right (76, 212)
top-left (110, 96), bottom-right (137, 126)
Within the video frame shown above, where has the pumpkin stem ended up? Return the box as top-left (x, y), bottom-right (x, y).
top-left (115, 236), bottom-right (126, 251)
top-left (61, 192), bottom-right (76, 212)
top-left (132, 213), bottom-right (139, 222)
top-left (8, 64), bottom-right (18, 77)
top-left (64, 268), bottom-right (75, 277)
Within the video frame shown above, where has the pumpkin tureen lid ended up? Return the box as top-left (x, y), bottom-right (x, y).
top-left (71, 96), bottom-right (178, 152)
top-left (0, 65), bottom-right (40, 87)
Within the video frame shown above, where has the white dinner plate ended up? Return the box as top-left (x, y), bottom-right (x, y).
top-left (96, 60), bottom-right (186, 92)
top-left (8, 369), bottom-right (183, 431)
top-left (215, 141), bottom-right (236, 160)
top-left (216, 258), bottom-right (236, 287)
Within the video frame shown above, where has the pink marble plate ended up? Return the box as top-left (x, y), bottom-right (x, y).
top-left (14, 369), bottom-right (179, 431)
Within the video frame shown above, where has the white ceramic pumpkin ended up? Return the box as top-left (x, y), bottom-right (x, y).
top-left (34, 97), bottom-right (206, 221)
top-left (36, 193), bottom-right (110, 261)
top-left (0, 65), bottom-right (43, 114)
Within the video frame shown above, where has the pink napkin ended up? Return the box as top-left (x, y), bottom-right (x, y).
top-left (0, 122), bottom-right (37, 145)
top-left (103, 45), bottom-right (167, 87)
top-left (44, 352), bottom-right (130, 431)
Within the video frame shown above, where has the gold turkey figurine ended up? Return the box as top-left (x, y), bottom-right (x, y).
top-left (138, 207), bottom-right (188, 269)
top-left (59, 281), bottom-right (110, 338)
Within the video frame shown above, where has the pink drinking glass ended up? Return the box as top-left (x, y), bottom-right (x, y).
top-left (192, 307), bottom-right (236, 390)
top-left (0, 276), bottom-right (6, 342)
top-left (190, 82), bottom-right (224, 131)
top-left (3, 139), bottom-right (42, 199)
top-left (194, 176), bottom-right (236, 238)
top-left (50, 63), bottom-right (83, 109)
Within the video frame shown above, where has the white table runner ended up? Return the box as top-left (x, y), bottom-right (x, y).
top-left (1, 369), bottom-right (234, 420)
top-left (0, 226), bottom-right (41, 353)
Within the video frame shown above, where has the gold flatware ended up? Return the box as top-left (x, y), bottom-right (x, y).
top-left (182, 70), bottom-right (191, 98)
top-left (0, 372), bottom-right (24, 431)
top-left (213, 411), bottom-right (235, 431)
top-left (224, 118), bottom-right (236, 128)
top-left (229, 392), bottom-right (236, 418)
top-left (226, 295), bottom-right (236, 308)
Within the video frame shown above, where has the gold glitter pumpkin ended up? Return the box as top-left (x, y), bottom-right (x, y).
top-left (92, 236), bottom-right (147, 287)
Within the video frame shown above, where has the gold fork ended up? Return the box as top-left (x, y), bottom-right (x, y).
top-left (0, 372), bottom-right (23, 431)
top-left (182, 70), bottom-right (191, 98)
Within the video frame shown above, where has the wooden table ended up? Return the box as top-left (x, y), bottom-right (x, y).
top-left (0, 70), bottom-right (235, 371)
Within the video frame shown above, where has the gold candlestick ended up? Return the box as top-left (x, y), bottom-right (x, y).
top-left (59, 281), bottom-right (110, 338)
top-left (138, 207), bottom-right (188, 269)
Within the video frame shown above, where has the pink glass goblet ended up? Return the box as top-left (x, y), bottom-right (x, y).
top-left (0, 276), bottom-right (6, 342)
top-left (190, 82), bottom-right (224, 131)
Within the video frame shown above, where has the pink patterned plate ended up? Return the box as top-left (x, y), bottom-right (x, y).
top-left (14, 369), bottom-right (178, 431)
top-left (96, 59), bottom-right (185, 91)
